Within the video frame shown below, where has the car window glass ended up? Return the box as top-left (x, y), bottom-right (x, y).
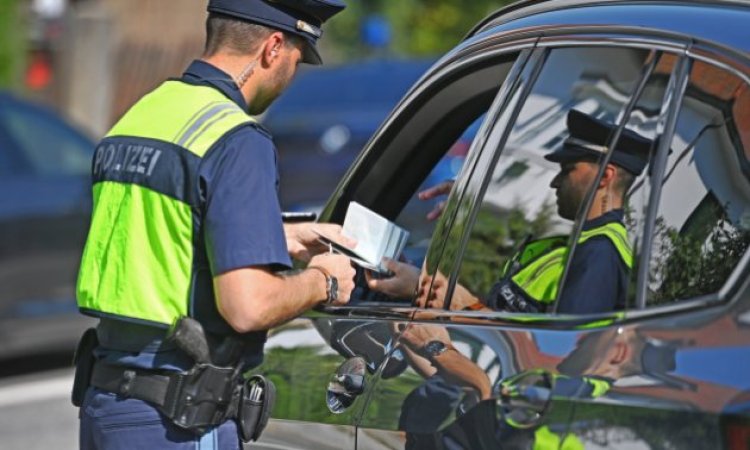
top-left (585, 53), bottom-right (679, 309)
top-left (0, 101), bottom-right (93, 176)
top-left (447, 46), bottom-right (657, 314)
top-left (342, 52), bottom-right (520, 306)
top-left (416, 48), bottom-right (541, 311)
top-left (645, 60), bottom-right (750, 306)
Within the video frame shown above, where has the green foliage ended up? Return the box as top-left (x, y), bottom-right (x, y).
top-left (251, 339), bottom-right (426, 429)
top-left (252, 345), bottom-right (355, 424)
top-left (326, 0), bottom-right (513, 60)
top-left (0, 0), bottom-right (24, 89)
top-left (649, 215), bottom-right (750, 304)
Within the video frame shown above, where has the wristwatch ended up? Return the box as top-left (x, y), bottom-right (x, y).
top-left (308, 266), bottom-right (338, 304)
top-left (421, 340), bottom-right (449, 359)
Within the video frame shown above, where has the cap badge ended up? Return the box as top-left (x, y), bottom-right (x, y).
top-left (296, 19), bottom-right (322, 38)
top-left (565, 137), bottom-right (609, 154)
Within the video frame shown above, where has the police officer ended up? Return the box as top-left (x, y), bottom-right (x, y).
top-left (489, 109), bottom-right (650, 314)
top-left (74, 1), bottom-right (354, 449)
top-left (368, 109), bottom-right (651, 314)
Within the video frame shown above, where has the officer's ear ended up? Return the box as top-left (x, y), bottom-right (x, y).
top-left (598, 163), bottom-right (618, 189)
top-left (260, 32), bottom-right (285, 67)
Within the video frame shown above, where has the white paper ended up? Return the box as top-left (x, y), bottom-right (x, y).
top-left (338, 201), bottom-right (410, 272)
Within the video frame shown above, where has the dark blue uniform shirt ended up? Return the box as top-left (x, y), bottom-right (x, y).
top-left (185, 59), bottom-right (292, 275)
top-left (96, 60), bottom-right (292, 371)
top-left (556, 209), bottom-right (630, 314)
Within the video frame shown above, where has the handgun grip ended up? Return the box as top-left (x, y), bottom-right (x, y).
top-left (168, 317), bottom-right (211, 364)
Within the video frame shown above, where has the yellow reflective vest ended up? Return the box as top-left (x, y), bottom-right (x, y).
top-left (506, 222), bottom-right (633, 305)
top-left (77, 80), bottom-right (257, 327)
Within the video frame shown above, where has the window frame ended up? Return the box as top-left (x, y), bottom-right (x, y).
top-left (433, 34), bottom-right (735, 326)
top-left (313, 34), bottom-right (535, 317)
top-left (439, 34), bottom-right (750, 325)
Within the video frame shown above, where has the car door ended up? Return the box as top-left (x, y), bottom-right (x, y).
top-left (355, 36), bottom-right (692, 449)
top-left (251, 36), bottom-right (527, 450)
top-left (559, 44), bottom-right (750, 449)
top-left (0, 93), bottom-right (95, 359)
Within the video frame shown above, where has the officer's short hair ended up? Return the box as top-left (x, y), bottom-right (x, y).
top-left (204, 12), bottom-right (304, 57)
top-left (204, 13), bottom-right (270, 56)
top-left (615, 168), bottom-right (636, 195)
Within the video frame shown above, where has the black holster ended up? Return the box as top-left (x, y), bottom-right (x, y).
top-left (160, 363), bottom-right (241, 434)
top-left (72, 328), bottom-right (99, 407)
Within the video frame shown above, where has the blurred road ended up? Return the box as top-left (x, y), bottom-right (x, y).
top-left (0, 367), bottom-right (78, 450)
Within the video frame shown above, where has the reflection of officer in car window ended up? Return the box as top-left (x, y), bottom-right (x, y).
top-left (395, 323), bottom-right (495, 450)
top-left (482, 110), bottom-right (652, 314)
top-left (370, 110), bottom-right (652, 315)
top-left (497, 327), bottom-right (677, 449)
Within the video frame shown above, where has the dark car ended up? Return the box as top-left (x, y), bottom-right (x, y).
top-left (251, 1), bottom-right (750, 449)
top-left (262, 58), bottom-right (438, 213)
top-left (0, 92), bottom-right (96, 360)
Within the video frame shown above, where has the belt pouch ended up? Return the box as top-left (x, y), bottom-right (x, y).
top-left (238, 375), bottom-right (276, 442)
top-left (72, 328), bottom-right (99, 407)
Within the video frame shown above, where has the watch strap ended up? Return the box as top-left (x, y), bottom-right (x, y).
top-left (308, 265), bottom-right (336, 304)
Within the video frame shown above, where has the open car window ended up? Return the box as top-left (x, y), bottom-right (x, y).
top-left (394, 115), bottom-right (483, 269)
top-left (338, 51), bottom-right (520, 306)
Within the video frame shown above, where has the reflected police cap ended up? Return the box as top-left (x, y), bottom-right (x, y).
top-left (207, 0), bottom-right (346, 65)
top-left (545, 109), bottom-right (652, 176)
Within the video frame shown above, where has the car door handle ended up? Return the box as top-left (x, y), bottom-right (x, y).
top-left (327, 356), bottom-right (367, 414)
top-left (497, 370), bottom-right (553, 428)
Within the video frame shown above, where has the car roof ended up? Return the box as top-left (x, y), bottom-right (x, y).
top-left (465, 0), bottom-right (750, 55)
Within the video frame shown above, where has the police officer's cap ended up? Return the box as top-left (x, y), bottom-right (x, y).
top-left (207, 0), bottom-right (346, 65)
top-left (545, 109), bottom-right (652, 176)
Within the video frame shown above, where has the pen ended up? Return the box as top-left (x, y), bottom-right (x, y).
top-left (281, 211), bottom-right (318, 223)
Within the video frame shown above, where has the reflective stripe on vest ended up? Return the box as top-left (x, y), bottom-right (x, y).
top-left (510, 222), bottom-right (633, 304)
top-left (76, 81), bottom-right (255, 326)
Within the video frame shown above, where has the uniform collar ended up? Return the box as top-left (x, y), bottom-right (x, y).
top-left (180, 60), bottom-right (248, 111)
top-left (583, 209), bottom-right (625, 231)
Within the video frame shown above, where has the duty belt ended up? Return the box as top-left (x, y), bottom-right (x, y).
top-left (74, 318), bottom-right (276, 442)
top-left (90, 360), bottom-right (241, 432)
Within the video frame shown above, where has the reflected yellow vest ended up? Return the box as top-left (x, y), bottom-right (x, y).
top-left (508, 223), bottom-right (633, 304)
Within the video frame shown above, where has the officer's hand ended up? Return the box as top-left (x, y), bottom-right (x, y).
top-left (400, 323), bottom-right (451, 351)
top-left (285, 222), bottom-right (356, 262)
top-left (418, 180), bottom-right (455, 221)
top-left (415, 270), bottom-right (449, 309)
top-left (365, 258), bottom-right (419, 299)
top-left (308, 253), bottom-right (356, 305)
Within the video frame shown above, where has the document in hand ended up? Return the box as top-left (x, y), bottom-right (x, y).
top-left (316, 201), bottom-right (409, 274)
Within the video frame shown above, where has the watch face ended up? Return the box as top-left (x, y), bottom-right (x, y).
top-left (424, 340), bottom-right (447, 357)
top-left (329, 276), bottom-right (338, 303)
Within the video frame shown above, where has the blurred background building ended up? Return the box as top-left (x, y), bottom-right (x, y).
top-left (2, 0), bottom-right (505, 137)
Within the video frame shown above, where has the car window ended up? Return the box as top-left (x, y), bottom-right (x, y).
top-left (643, 60), bottom-right (750, 306)
top-left (444, 46), bottom-right (670, 315)
top-left (0, 99), bottom-right (93, 176)
top-left (394, 116), bottom-right (482, 267)
top-left (584, 53), bottom-right (679, 310)
top-left (336, 52), bottom-right (520, 306)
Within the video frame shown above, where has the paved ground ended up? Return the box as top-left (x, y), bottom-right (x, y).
top-left (0, 368), bottom-right (78, 450)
